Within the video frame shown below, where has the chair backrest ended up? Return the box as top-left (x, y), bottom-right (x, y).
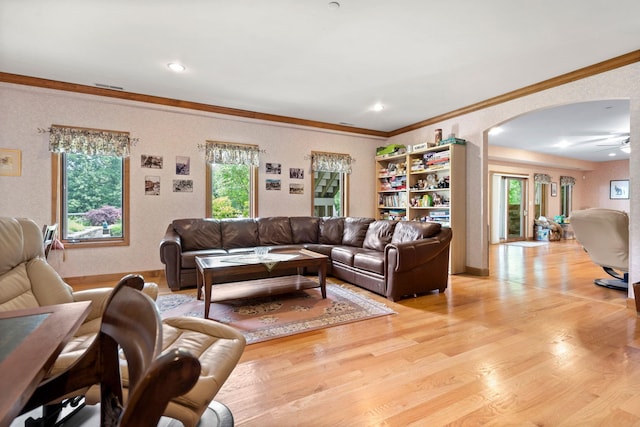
top-left (0, 217), bottom-right (75, 311)
top-left (42, 223), bottom-right (58, 258)
top-left (23, 274), bottom-right (201, 427)
top-left (569, 208), bottom-right (629, 271)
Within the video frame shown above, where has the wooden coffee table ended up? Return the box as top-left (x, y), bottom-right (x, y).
top-left (195, 249), bottom-right (328, 319)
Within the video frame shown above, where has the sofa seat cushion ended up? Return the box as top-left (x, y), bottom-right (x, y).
top-left (173, 219), bottom-right (221, 251)
top-left (257, 216), bottom-right (293, 245)
top-left (181, 249), bottom-right (229, 269)
top-left (353, 250), bottom-right (385, 275)
top-left (303, 244), bottom-right (334, 258)
top-left (331, 246), bottom-right (370, 267)
top-left (363, 220), bottom-right (397, 251)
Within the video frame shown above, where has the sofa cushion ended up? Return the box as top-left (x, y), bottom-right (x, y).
top-left (363, 220), bottom-right (397, 251)
top-left (353, 250), bottom-right (385, 275)
top-left (391, 221), bottom-right (442, 244)
top-left (257, 217), bottom-right (293, 245)
top-left (290, 217), bottom-right (320, 244)
top-left (319, 217), bottom-right (345, 245)
top-left (331, 246), bottom-right (369, 267)
top-left (173, 219), bottom-right (221, 251)
top-left (221, 219), bottom-right (259, 249)
top-left (342, 217), bottom-right (375, 247)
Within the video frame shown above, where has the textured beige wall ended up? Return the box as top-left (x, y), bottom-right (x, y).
top-left (0, 83), bottom-right (383, 278)
top-left (388, 62), bottom-right (639, 296)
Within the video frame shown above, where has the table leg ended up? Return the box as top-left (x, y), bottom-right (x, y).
top-left (204, 271), bottom-right (212, 319)
top-left (196, 267), bottom-right (203, 300)
top-left (318, 260), bottom-right (327, 299)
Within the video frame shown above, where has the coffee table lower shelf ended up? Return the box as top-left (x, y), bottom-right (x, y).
top-left (209, 275), bottom-right (324, 304)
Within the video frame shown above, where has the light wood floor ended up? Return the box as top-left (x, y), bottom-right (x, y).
top-left (84, 240), bottom-right (640, 425)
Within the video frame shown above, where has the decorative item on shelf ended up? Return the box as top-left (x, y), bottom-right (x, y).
top-left (439, 136), bottom-right (467, 146)
top-left (376, 144), bottom-right (406, 157)
top-left (437, 176), bottom-right (450, 188)
top-left (412, 143), bottom-right (428, 151)
top-left (426, 173), bottom-right (438, 188)
top-left (434, 129), bottom-right (443, 145)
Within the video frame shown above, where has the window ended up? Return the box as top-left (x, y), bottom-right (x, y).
top-left (310, 151), bottom-right (352, 217)
top-left (560, 176), bottom-right (576, 218)
top-left (203, 141), bottom-right (259, 218)
top-left (534, 182), bottom-right (548, 218)
top-left (50, 126), bottom-right (131, 247)
top-left (533, 173), bottom-right (551, 219)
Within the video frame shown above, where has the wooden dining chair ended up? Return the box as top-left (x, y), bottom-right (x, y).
top-left (41, 223), bottom-right (58, 259)
top-left (21, 275), bottom-right (201, 427)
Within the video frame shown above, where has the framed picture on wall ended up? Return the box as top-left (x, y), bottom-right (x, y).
top-left (550, 182), bottom-right (557, 197)
top-left (0, 148), bottom-right (21, 176)
top-left (610, 179), bottom-right (629, 199)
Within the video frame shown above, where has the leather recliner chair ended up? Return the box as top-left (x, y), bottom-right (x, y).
top-left (2, 217), bottom-right (246, 426)
top-left (569, 208), bottom-right (629, 290)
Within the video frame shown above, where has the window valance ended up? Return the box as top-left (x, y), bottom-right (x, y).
top-left (310, 152), bottom-right (354, 174)
top-left (47, 125), bottom-right (134, 157)
top-left (201, 141), bottom-right (261, 166)
top-left (560, 176), bottom-right (576, 186)
top-left (534, 173), bottom-right (552, 184)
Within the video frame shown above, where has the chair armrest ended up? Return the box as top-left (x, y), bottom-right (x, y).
top-left (385, 228), bottom-right (452, 273)
top-left (72, 283), bottom-right (158, 322)
top-left (72, 288), bottom-right (112, 323)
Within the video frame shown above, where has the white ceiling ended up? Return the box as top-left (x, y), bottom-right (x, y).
top-left (0, 1), bottom-right (638, 161)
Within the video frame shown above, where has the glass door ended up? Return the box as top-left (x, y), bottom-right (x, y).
top-left (500, 176), bottom-right (528, 241)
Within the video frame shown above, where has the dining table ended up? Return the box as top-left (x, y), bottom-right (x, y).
top-left (0, 301), bottom-right (91, 427)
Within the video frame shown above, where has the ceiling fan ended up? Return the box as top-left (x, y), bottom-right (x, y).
top-left (595, 133), bottom-right (631, 153)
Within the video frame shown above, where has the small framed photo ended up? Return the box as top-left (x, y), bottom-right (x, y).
top-left (550, 182), bottom-right (557, 197)
top-left (141, 154), bottom-right (163, 169)
top-left (145, 176), bottom-right (160, 195)
top-left (0, 148), bottom-right (21, 176)
top-left (610, 179), bottom-right (629, 199)
top-left (265, 162), bottom-right (281, 174)
top-left (176, 156), bottom-right (190, 175)
top-left (289, 168), bottom-right (304, 179)
top-left (266, 179), bottom-right (281, 191)
top-left (173, 179), bottom-right (193, 192)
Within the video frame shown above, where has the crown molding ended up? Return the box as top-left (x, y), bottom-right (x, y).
top-left (1, 49), bottom-right (638, 138)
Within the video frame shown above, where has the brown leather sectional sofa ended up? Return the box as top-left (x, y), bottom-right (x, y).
top-left (160, 216), bottom-right (452, 301)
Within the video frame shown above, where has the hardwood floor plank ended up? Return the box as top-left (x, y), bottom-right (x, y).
top-left (71, 240), bottom-right (639, 425)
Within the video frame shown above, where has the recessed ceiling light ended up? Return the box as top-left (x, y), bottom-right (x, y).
top-left (609, 152), bottom-right (617, 156)
top-left (167, 62), bottom-right (186, 72)
top-left (372, 102), bottom-right (384, 112)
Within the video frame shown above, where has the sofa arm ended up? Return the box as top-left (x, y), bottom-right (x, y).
top-left (160, 224), bottom-right (182, 264)
top-left (385, 228), bottom-right (453, 273)
top-left (160, 224), bottom-right (183, 289)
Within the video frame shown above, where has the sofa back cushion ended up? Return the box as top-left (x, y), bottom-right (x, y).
top-left (221, 218), bottom-right (259, 249)
top-left (173, 219), bottom-right (222, 251)
top-left (363, 220), bottom-right (397, 251)
top-left (319, 217), bottom-right (345, 245)
top-left (342, 217), bottom-right (375, 247)
top-left (290, 217), bottom-right (320, 244)
top-left (391, 221), bottom-right (442, 244)
top-left (257, 217), bottom-right (293, 245)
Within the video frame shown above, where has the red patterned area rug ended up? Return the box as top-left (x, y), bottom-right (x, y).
top-left (157, 283), bottom-right (396, 344)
